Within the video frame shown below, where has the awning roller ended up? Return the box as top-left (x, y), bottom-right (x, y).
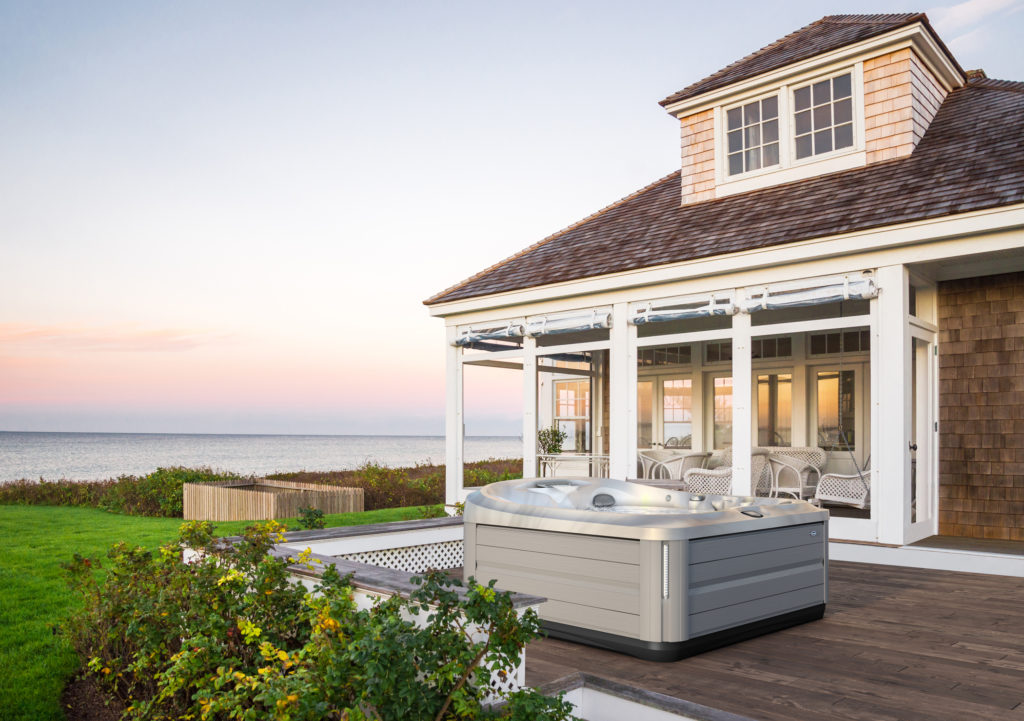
top-left (631, 295), bottom-right (736, 325)
top-left (525, 309), bottom-right (611, 337)
top-left (453, 321), bottom-right (524, 347)
top-left (744, 276), bottom-right (877, 313)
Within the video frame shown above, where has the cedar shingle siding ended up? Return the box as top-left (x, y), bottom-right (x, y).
top-left (938, 272), bottom-right (1024, 540)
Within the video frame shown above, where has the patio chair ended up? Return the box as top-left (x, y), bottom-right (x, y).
top-left (683, 449), bottom-right (771, 495)
top-left (767, 447), bottom-right (827, 499)
top-left (638, 450), bottom-right (708, 480)
top-left (815, 457), bottom-right (871, 509)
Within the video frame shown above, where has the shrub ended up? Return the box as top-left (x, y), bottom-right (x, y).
top-left (62, 522), bottom-right (575, 720)
top-left (0, 466), bottom-right (241, 517)
top-left (537, 427), bottom-right (567, 455)
top-left (297, 506), bottom-right (326, 529)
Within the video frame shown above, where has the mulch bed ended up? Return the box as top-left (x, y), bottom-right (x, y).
top-left (62, 674), bottom-right (123, 721)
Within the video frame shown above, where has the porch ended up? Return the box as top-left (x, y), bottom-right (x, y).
top-left (527, 560), bottom-right (1024, 721)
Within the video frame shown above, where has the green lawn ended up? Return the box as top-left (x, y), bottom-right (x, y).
top-left (0, 504), bottom-right (441, 721)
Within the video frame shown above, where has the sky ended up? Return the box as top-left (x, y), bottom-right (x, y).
top-left (2, 0), bottom-right (1022, 436)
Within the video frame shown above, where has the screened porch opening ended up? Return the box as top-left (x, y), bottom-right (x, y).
top-left (537, 348), bottom-right (610, 478)
top-left (635, 326), bottom-right (871, 517)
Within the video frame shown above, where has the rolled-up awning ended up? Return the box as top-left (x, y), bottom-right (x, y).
top-left (453, 321), bottom-right (524, 347)
top-left (631, 295), bottom-right (736, 325)
top-left (744, 275), bottom-right (877, 313)
top-left (525, 309), bottom-right (611, 337)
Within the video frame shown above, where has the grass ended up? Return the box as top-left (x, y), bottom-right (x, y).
top-left (0, 504), bottom-right (442, 721)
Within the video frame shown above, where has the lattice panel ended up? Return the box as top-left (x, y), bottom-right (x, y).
top-left (336, 540), bottom-right (463, 573)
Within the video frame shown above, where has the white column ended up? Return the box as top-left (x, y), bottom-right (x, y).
top-left (609, 302), bottom-right (634, 479)
top-left (874, 264), bottom-right (909, 545)
top-left (522, 336), bottom-right (538, 478)
top-left (444, 326), bottom-right (464, 508)
top-left (731, 303), bottom-right (753, 495)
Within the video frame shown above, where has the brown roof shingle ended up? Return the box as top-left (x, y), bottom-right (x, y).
top-left (426, 79), bottom-right (1024, 306)
top-left (658, 14), bottom-right (953, 108)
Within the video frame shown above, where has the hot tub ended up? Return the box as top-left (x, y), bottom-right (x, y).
top-left (463, 477), bottom-right (828, 661)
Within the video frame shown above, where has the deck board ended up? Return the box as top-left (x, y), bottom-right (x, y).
top-left (525, 561), bottom-right (1024, 720)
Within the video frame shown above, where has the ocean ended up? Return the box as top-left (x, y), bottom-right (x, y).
top-left (0, 431), bottom-right (522, 482)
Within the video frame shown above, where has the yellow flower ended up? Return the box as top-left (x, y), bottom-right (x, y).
top-left (101, 667), bottom-right (111, 675)
top-left (276, 650), bottom-right (289, 662)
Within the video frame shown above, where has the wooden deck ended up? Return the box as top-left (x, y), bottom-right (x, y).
top-left (526, 561), bottom-right (1024, 721)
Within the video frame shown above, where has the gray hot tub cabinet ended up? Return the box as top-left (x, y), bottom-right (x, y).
top-left (463, 478), bottom-right (828, 661)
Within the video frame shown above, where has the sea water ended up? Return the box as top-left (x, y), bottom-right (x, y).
top-left (0, 432), bottom-right (522, 482)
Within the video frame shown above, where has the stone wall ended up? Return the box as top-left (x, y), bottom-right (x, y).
top-left (937, 271), bottom-right (1024, 540)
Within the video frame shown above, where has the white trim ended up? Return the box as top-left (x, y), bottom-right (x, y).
top-left (662, 22), bottom-right (963, 117)
top-left (535, 339), bottom-right (610, 355)
top-left (718, 151), bottom-right (865, 198)
top-left (445, 327), bottom-right (464, 507)
top-left (830, 542), bottom-right (1024, 578)
top-left (461, 348), bottom-right (524, 363)
top-left (636, 328), bottom-right (734, 348)
top-left (281, 526), bottom-right (464, 558)
top-left (751, 314), bottom-right (870, 337)
top-left (522, 336), bottom-right (538, 477)
top-left (730, 306), bottom-right (754, 495)
top-left (428, 205), bottom-right (1024, 320)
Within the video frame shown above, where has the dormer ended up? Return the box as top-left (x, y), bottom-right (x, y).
top-left (660, 14), bottom-right (966, 205)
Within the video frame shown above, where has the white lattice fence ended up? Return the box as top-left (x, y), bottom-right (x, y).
top-left (336, 540), bottom-right (464, 573)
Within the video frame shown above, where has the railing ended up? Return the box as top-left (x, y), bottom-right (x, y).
top-left (537, 453), bottom-right (610, 478)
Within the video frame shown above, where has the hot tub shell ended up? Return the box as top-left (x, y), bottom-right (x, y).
top-left (463, 477), bottom-right (828, 661)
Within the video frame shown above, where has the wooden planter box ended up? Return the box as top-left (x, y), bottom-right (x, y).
top-left (184, 479), bottom-right (364, 521)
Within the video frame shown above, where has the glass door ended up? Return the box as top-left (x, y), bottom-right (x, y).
top-left (907, 331), bottom-right (937, 541)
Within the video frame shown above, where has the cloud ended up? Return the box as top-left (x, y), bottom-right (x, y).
top-left (0, 323), bottom-right (232, 353)
top-left (928, 0), bottom-right (1023, 34)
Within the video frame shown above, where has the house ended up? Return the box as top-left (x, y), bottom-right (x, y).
top-left (425, 13), bottom-right (1024, 550)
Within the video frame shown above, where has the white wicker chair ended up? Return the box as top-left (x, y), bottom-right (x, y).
top-left (765, 447), bottom-right (827, 499)
top-left (683, 449), bottom-right (772, 495)
top-left (637, 450), bottom-right (709, 480)
top-left (815, 457), bottom-right (871, 509)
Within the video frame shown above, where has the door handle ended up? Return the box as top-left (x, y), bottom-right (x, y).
top-left (909, 443), bottom-right (918, 451)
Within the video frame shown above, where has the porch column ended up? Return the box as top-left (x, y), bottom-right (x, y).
top-left (731, 301), bottom-right (754, 495)
top-left (445, 326), bottom-right (464, 508)
top-left (522, 336), bottom-right (538, 478)
top-left (609, 302), bottom-right (635, 479)
top-left (875, 264), bottom-right (909, 544)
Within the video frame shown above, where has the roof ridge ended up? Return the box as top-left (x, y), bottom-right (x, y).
top-left (821, 13), bottom-right (924, 23)
top-left (968, 77), bottom-right (1024, 93)
top-left (423, 169), bottom-right (681, 306)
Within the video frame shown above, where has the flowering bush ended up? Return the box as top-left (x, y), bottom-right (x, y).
top-left (62, 521), bottom-right (575, 720)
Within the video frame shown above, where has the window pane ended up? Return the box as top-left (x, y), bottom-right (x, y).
top-left (812, 79), bottom-right (831, 105)
top-left (817, 370), bottom-right (855, 451)
top-left (813, 103), bottom-right (831, 130)
top-left (758, 373), bottom-right (792, 446)
top-left (832, 73), bottom-right (852, 99)
top-left (814, 128), bottom-right (833, 154)
top-left (762, 118), bottom-right (779, 143)
top-left (795, 134), bottom-right (813, 159)
top-left (834, 123), bottom-right (853, 149)
top-left (795, 110), bottom-right (811, 135)
top-left (763, 337), bottom-right (777, 357)
top-left (663, 379), bottom-right (693, 449)
top-left (778, 336), bottom-right (792, 356)
top-left (763, 142), bottom-right (779, 167)
top-left (761, 95), bottom-right (778, 119)
top-left (834, 98), bottom-right (852, 125)
top-left (745, 147), bottom-right (761, 171)
top-left (637, 381), bottom-right (653, 448)
top-left (743, 101), bottom-right (760, 125)
top-left (794, 85), bottom-right (810, 111)
top-left (743, 124), bottom-right (761, 147)
top-left (844, 331), bottom-right (861, 352)
top-left (706, 343), bottom-right (719, 362)
top-left (826, 332), bottom-right (841, 354)
top-left (728, 129), bottom-right (742, 153)
top-left (727, 106), bottom-right (742, 130)
top-left (728, 152), bottom-right (744, 176)
top-left (810, 334), bottom-right (826, 354)
top-left (713, 377), bottom-right (733, 449)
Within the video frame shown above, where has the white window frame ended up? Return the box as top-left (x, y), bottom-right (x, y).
top-left (790, 68), bottom-right (860, 168)
top-left (721, 89), bottom-right (784, 180)
top-left (713, 63), bottom-right (866, 195)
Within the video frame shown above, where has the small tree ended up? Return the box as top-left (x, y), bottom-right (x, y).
top-left (537, 426), bottom-right (567, 455)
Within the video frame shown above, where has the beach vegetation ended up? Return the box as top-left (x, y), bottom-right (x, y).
top-left (60, 521), bottom-right (573, 720)
top-left (297, 505), bottom-right (326, 529)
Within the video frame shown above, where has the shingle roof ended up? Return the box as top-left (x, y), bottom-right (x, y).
top-left (659, 14), bottom-right (952, 108)
top-left (426, 79), bottom-right (1024, 306)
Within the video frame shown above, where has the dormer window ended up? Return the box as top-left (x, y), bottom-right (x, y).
top-left (793, 72), bottom-right (853, 159)
top-left (726, 95), bottom-right (780, 176)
